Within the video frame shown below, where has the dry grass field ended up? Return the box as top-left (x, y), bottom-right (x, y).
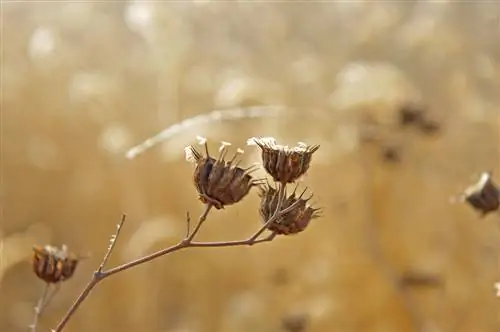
top-left (2, 1), bottom-right (500, 332)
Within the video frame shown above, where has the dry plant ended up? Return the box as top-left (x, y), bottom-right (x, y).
top-left (29, 136), bottom-right (321, 332)
top-left (29, 245), bottom-right (84, 332)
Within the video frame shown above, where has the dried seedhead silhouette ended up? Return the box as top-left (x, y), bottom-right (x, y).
top-left (35, 135), bottom-right (321, 332)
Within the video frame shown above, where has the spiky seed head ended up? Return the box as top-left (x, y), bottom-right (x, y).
top-left (185, 138), bottom-right (263, 209)
top-left (32, 245), bottom-right (80, 284)
top-left (461, 172), bottom-right (500, 217)
top-left (247, 137), bottom-right (319, 184)
top-left (258, 183), bottom-right (321, 235)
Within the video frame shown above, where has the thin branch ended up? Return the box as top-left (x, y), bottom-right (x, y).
top-left (29, 282), bottom-right (50, 332)
top-left (53, 214), bottom-right (127, 332)
top-left (185, 212), bottom-right (191, 238)
top-left (53, 202), bottom-right (286, 332)
top-left (98, 214), bottom-right (126, 273)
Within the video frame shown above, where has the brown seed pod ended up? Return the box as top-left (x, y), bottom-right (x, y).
top-left (259, 183), bottom-right (321, 235)
top-left (32, 245), bottom-right (80, 284)
top-left (185, 137), bottom-right (264, 209)
top-left (461, 172), bottom-right (500, 217)
top-left (247, 137), bottom-right (319, 184)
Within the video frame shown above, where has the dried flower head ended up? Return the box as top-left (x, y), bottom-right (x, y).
top-left (461, 172), bottom-right (500, 216)
top-left (185, 136), bottom-right (263, 209)
top-left (247, 137), bottom-right (319, 184)
top-left (32, 245), bottom-right (80, 284)
top-left (259, 183), bottom-right (321, 235)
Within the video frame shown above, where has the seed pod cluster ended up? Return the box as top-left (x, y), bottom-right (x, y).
top-left (32, 245), bottom-right (80, 284)
top-left (259, 184), bottom-right (321, 235)
top-left (185, 135), bottom-right (321, 235)
top-left (247, 137), bottom-right (321, 235)
top-left (185, 137), bottom-right (264, 209)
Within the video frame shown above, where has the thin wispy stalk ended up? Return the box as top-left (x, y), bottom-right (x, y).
top-left (125, 105), bottom-right (285, 159)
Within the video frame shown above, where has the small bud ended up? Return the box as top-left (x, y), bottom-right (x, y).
top-left (32, 245), bottom-right (80, 284)
top-left (186, 138), bottom-right (263, 209)
top-left (461, 172), bottom-right (500, 216)
top-left (247, 137), bottom-right (319, 184)
top-left (259, 183), bottom-right (321, 235)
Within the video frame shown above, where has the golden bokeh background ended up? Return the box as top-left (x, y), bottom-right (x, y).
top-left (2, 1), bottom-right (500, 332)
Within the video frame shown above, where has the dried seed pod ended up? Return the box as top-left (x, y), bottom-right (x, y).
top-left (185, 137), bottom-right (263, 209)
top-left (461, 172), bottom-right (500, 216)
top-left (247, 137), bottom-right (319, 184)
top-left (32, 245), bottom-right (80, 284)
top-left (259, 183), bottom-right (321, 235)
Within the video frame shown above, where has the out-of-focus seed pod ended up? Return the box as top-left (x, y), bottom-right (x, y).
top-left (32, 245), bottom-right (80, 284)
top-left (462, 172), bottom-right (500, 217)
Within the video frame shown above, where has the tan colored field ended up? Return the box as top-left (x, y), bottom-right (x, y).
top-left (2, 2), bottom-right (500, 332)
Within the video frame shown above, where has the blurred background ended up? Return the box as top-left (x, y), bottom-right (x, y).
top-left (2, 1), bottom-right (500, 331)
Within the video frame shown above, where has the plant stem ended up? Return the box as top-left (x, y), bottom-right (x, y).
top-left (53, 201), bottom-right (288, 332)
top-left (29, 282), bottom-right (50, 332)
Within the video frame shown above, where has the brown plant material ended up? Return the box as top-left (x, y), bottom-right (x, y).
top-left (50, 136), bottom-right (321, 331)
top-left (461, 172), bottom-right (500, 216)
top-left (32, 245), bottom-right (80, 284)
top-left (30, 245), bottom-right (82, 332)
top-left (398, 102), bottom-right (441, 136)
top-left (418, 119), bottom-right (441, 135)
top-left (281, 312), bottom-right (309, 332)
top-left (381, 145), bottom-right (401, 164)
top-left (259, 183), bottom-right (321, 235)
top-left (247, 137), bottom-right (319, 184)
top-left (399, 271), bottom-right (444, 289)
top-left (399, 102), bottom-right (425, 127)
top-left (185, 136), bottom-right (263, 209)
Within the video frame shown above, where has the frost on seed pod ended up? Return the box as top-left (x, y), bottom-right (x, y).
top-left (259, 183), bottom-right (321, 235)
top-left (32, 245), bottom-right (80, 284)
top-left (247, 137), bottom-right (319, 184)
top-left (461, 172), bottom-right (500, 217)
top-left (185, 136), bottom-right (264, 210)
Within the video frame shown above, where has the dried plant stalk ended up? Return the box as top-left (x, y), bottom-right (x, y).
top-left (53, 201), bottom-right (303, 331)
top-left (51, 136), bottom-right (320, 331)
top-left (125, 105), bottom-right (285, 159)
